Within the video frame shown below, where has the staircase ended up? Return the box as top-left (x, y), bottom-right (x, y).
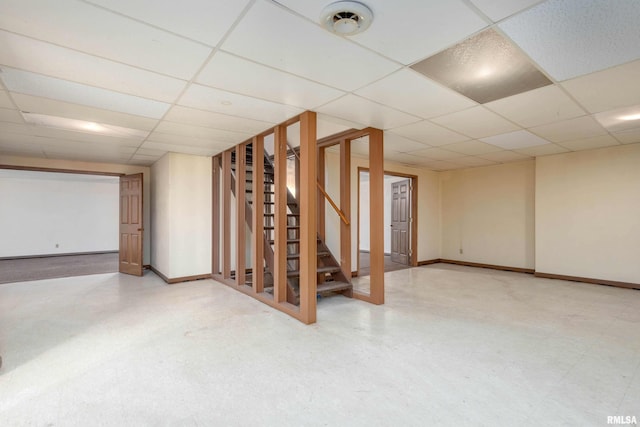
top-left (230, 144), bottom-right (352, 305)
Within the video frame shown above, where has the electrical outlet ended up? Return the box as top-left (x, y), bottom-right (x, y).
top-left (55, 243), bottom-right (59, 248)
top-left (459, 248), bottom-right (463, 254)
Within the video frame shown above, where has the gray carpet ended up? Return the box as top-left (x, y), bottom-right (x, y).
top-left (0, 253), bottom-right (119, 284)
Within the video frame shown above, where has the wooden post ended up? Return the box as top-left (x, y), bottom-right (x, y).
top-left (368, 129), bottom-right (384, 304)
top-left (273, 125), bottom-right (287, 303)
top-left (299, 111), bottom-right (317, 324)
top-left (252, 136), bottom-right (265, 293)
top-left (222, 150), bottom-right (232, 279)
top-left (317, 146), bottom-right (326, 241)
top-left (340, 139), bottom-right (352, 295)
top-left (236, 145), bottom-right (246, 286)
top-left (212, 156), bottom-right (220, 275)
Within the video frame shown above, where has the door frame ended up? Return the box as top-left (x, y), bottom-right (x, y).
top-left (356, 167), bottom-right (418, 274)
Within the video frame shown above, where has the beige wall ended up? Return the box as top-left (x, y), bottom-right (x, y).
top-left (440, 160), bottom-right (536, 269)
top-left (536, 144), bottom-right (640, 284)
top-left (151, 152), bottom-right (212, 279)
top-left (0, 154), bottom-right (151, 264)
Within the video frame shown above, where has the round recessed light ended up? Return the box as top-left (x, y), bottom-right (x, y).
top-left (320, 1), bottom-right (373, 36)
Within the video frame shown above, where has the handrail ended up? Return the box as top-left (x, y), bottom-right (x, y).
top-left (316, 180), bottom-right (349, 226)
top-left (285, 140), bottom-right (349, 226)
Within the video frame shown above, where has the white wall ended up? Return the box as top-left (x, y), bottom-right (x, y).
top-left (440, 160), bottom-right (535, 269)
top-left (536, 144), bottom-right (640, 283)
top-left (0, 155), bottom-right (151, 264)
top-left (151, 153), bottom-right (212, 279)
top-left (0, 169), bottom-right (118, 257)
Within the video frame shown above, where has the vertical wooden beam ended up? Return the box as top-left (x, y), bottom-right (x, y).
top-left (235, 145), bottom-right (246, 286)
top-left (222, 150), bottom-right (232, 279)
top-left (212, 156), bottom-right (220, 275)
top-left (368, 129), bottom-right (385, 304)
top-left (340, 139), bottom-right (352, 291)
top-left (410, 177), bottom-right (418, 267)
top-left (252, 136), bottom-right (265, 293)
top-left (317, 146), bottom-right (326, 241)
top-left (299, 111), bottom-right (317, 324)
top-left (273, 125), bottom-right (287, 303)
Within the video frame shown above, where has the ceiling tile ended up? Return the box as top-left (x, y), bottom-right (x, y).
top-left (431, 106), bottom-right (520, 138)
top-left (86, 0), bottom-right (251, 46)
top-left (179, 83), bottom-right (303, 123)
top-left (485, 85), bottom-right (585, 128)
top-left (11, 94), bottom-right (158, 131)
top-left (384, 151), bottom-right (429, 166)
top-left (141, 141), bottom-right (221, 157)
top-left (128, 155), bottom-right (156, 166)
top-left (275, 0), bottom-right (488, 65)
top-left (0, 91), bottom-right (13, 109)
top-left (316, 95), bottom-right (419, 130)
top-left (135, 148), bottom-right (168, 157)
top-left (146, 132), bottom-right (234, 150)
top-left (1, 68), bottom-right (170, 119)
top-left (440, 140), bottom-right (503, 155)
top-left (451, 156), bottom-right (498, 167)
top-left (0, 108), bottom-right (23, 124)
top-left (164, 106), bottom-right (273, 134)
top-left (198, 51), bottom-right (344, 109)
top-left (386, 120), bottom-right (470, 146)
top-left (562, 60), bottom-right (640, 113)
top-left (0, 134), bottom-right (45, 152)
top-left (500, 0), bottom-right (640, 80)
top-left (383, 132), bottom-right (431, 153)
top-left (355, 69), bottom-right (476, 119)
top-left (478, 150), bottom-right (531, 162)
top-left (529, 116), bottom-right (607, 143)
top-left (481, 130), bottom-right (549, 149)
top-left (593, 104), bottom-right (640, 133)
top-left (0, 31), bottom-right (187, 103)
top-left (469, 0), bottom-right (543, 22)
top-left (30, 126), bottom-right (143, 147)
top-left (514, 143), bottom-right (569, 156)
top-left (0, 122), bottom-right (31, 136)
top-left (410, 147), bottom-right (465, 161)
top-left (412, 29), bottom-right (551, 104)
top-left (421, 160), bottom-right (468, 171)
top-left (0, 0), bottom-right (212, 79)
top-left (221, 1), bottom-right (400, 91)
top-left (154, 121), bottom-right (249, 144)
top-left (612, 129), bottom-right (640, 145)
top-left (558, 135), bottom-right (620, 151)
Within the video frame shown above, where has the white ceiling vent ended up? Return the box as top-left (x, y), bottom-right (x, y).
top-left (320, 1), bottom-right (373, 36)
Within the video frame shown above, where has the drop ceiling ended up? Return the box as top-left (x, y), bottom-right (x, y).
top-left (0, 0), bottom-right (638, 170)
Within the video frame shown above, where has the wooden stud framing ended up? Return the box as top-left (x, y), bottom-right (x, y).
top-left (299, 111), bottom-right (318, 324)
top-left (252, 136), bottom-right (265, 293)
top-left (273, 125), bottom-right (287, 303)
top-left (235, 145), bottom-right (246, 286)
top-left (339, 139), bottom-right (352, 292)
top-left (221, 150), bottom-right (232, 279)
top-left (212, 156), bottom-right (221, 275)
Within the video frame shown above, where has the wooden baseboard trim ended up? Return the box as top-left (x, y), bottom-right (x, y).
top-left (417, 259), bottom-right (442, 266)
top-left (0, 250), bottom-right (118, 260)
top-left (351, 271), bottom-right (358, 278)
top-left (438, 259), bottom-right (535, 274)
top-left (535, 272), bottom-right (640, 290)
top-left (149, 265), bottom-right (210, 284)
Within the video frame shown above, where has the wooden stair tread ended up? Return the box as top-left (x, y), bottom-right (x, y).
top-left (268, 238), bottom-right (320, 244)
top-left (317, 281), bottom-right (352, 293)
top-left (264, 225), bottom-right (299, 230)
top-left (287, 265), bottom-right (341, 277)
top-left (287, 251), bottom-right (330, 259)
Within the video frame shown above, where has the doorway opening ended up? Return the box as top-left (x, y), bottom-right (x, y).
top-left (357, 168), bottom-right (417, 277)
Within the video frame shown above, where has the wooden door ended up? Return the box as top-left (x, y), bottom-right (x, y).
top-left (119, 173), bottom-right (143, 276)
top-left (390, 179), bottom-right (410, 265)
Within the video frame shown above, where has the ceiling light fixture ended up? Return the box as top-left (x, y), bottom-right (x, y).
top-left (320, 1), bottom-right (373, 36)
top-left (21, 112), bottom-right (149, 139)
top-left (619, 113), bottom-right (640, 121)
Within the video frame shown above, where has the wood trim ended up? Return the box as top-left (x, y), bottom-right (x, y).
top-left (299, 111), bottom-right (318, 324)
top-left (417, 259), bottom-right (442, 266)
top-left (368, 128), bottom-right (385, 305)
top-left (534, 272), bottom-right (640, 290)
top-left (212, 156), bottom-right (221, 275)
top-left (221, 150), bottom-right (232, 279)
top-left (252, 136), bottom-right (265, 293)
top-left (439, 259), bottom-right (535, 274)
top-left (0, 164), bottom-right (124, 177)
top-left (316, 127), bottom-right (376, 148)
top-left (273, 125), bottom-right (287, 303)
top-left (340, 139), bottom-right (352, 291)
top-left (317, 146), bottom-right (326, 241)
top-left (0, 250), bottom-right (118, 260)
top-left (150, 266), bottom-right (209, 284)
top-left (235, 145), bottom-right (246, 286)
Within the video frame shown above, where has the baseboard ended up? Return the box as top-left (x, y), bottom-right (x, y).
top-left (535, 272), bottom-right (640, 290)
top-left (351, 271), bottom-right (358, 277)
top-left (417, 258), bottom-right (442, 266)
top-left (0, 250), bottom-right (118, 261)
top-left (433, 259), bottom-right (535, 274)
top-left (149, 265), bottom-right (210, 284)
